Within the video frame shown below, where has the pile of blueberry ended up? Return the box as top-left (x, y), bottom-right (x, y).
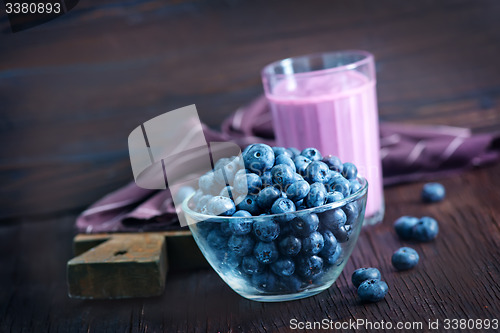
top-left (188, 143), bottom-right (365, 293)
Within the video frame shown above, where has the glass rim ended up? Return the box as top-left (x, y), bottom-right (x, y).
top-left (182, 176), bottom-right (368, 222)
top-left (261, 50), bottom-right (374, 80)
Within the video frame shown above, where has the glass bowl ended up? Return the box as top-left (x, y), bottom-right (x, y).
top-left (182, 177), bottom-right (368, 302)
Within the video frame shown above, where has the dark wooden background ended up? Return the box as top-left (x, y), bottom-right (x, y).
top-left (1, 0), bottom-right (499, 332)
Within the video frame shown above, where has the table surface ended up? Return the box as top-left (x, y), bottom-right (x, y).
top-left (1, 0), bottom-right (500, 332)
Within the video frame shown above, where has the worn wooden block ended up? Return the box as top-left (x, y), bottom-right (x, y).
top-left (67, 230), bottom-right (209, 299)
top-left (67, 233), bottom-right (167, 299)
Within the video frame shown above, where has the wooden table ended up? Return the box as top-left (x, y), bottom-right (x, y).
top-left (1, 0), bottom-right (499, 331)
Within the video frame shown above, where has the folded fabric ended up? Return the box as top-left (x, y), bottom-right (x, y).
top-left (76, 95), bottom-right (500, 233)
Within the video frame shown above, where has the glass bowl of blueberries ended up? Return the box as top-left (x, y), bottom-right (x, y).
top-left (182, 144), bottom-right (368, 302)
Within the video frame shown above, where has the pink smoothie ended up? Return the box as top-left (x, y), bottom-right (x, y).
top-left (266, 70), bottom-right (383, 221)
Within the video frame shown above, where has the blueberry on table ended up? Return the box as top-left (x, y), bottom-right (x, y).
top-left (234, 172), bottom-right (262, 195)
top-left (241, 256), bottom-right (265, 275)
top-left (301, 231), bottom-right (325, 256)
top-left (422, 182), bottom-right (446, 203)
top-left (274, 154), bottom-right (297, 172)
top-left (279, 235), bottom-right (302, 257)
top-left (304, 161), bottom-right (331, 184)
top-left (296, 255), bottom-right (324, 279)
top-left (306, 182), bottom-right (327, 207)
top-left (207, 196), bottom-right (236, 216)
top-left (228, 234), bottom-right (255, 256)
top-left (326, 191), bottom-right (344, 203)
top-left (341, 162), bottom-right (358, 180)
top-left (301, 148), bottom-right (323, 161)
top-left (319, 230), bottom-right (338, 257)
top-left (351, 268), bottom-right (381, 288)
top-left (357, 279), bottom-right (388, 302)
top-left (322, 155), bottom-right (343, 173)
top-left (393, 216), bottom-right (419, 240)
top-left (253, 219), bottom-right (280, 242)
top-left (257, 186), bottom-right (282, 210)
top-left (229, 210), bottom-right (253, 235)
top-left (412, 217), bottom-right (439, 242)
top-left (293, 155), bottom-right (312, 176)
top-left (243, 143), bottom-right (275, 174)
top-left (271, 198), bottom-right (296, 221)
top-left (271, 164), bottom-right (295, 189)
top-left (286, 180), bottom-right (310, 202)
top-left (290, 213), bottom-right (319, 236)
top-left (392, 247), bottom-right (419, 271)
top-left (252, 271), bottom-right (278, 291)
top-left (270, 258), bottom-right (296, 277)
top-left (254, 241), bottom-right (279, 264)
top-left (235, 194), bottom-right (261, 215)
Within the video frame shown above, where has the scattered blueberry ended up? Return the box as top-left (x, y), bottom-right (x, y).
top-left (393, 216), bottom-right (419, 240)
top-left (392, 247), bottom-right (419, 271)
top-left (422, 182), bottom-right (446, 203)
top-left (412, 217), bottom-right (439, 242)
top-left (351, 268), bottom-right (381, 288)
top-left (358, 279), bottom-right (388, 302)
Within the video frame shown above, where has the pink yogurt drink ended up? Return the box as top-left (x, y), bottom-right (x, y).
top-left (262, 51), bottom-right (384, 225)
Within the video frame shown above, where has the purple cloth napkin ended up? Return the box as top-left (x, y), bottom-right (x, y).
top-left (76, 96), bottom-right (500, 233)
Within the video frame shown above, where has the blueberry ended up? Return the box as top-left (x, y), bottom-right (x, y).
top-left (296, 255), bottom-right (323, 279)
top-left (351, 268), bottom-right (381, 288)
top-left (270, 198), bottom-right (296, 222)
top-left (279, 275), bottom-right (302, 292)
top-left (190, 189), bottom-right (204, 207)
top-left (349, 179), bottom-right (362, 194)
top-left (257, 186), bottom-right (282, 210)
top-left (327, 176), bottom-right (350, 197)
top-left (324, 244), bottom-right (343, 265)
top-left (341, 162), bottom-right (358, 180)
top-left (271, 164), bottom-right (295, 190)
top-left (207, 230), bottom-right (227, 250)
top-left (287, 147), bottom-right (301, 157)
top-left (271, 258), bottom-right (295, 277)
top-left (252, 271), bottom-right (277, 291)
top-left (254, 242), bottom-right (279, 264)
top-left (195, 194), bottom-right (213, 212)
top-left (301, 231), bottom-right (325, 256)
top-left (198, 172), bottom-right (218, 195)
top-left (326, 191), bottom-right (344, 203)
top-left (241, 256), bottom-right (264, 275)
top-left (196, 220), bottom-right (215, 237)
top-left (293, 173), bottom-right (304, 182)
top-left (422, 183), bottom-right (446, 203)
top-left (207, 196), bottom-right (236, 216)
top-left (272, 147), bottom-right (293, 159)
top-left (343, 202), bottom-right (360, 225)
top-left (392, 247), bottom-right (419, 271)
top-left (304, 161), bottom-right (331, 184)
top-left (219, 186), bottom-right (235, 199)
top-left (278, 235), bottom-right (302, 257)
top-left (412, 217), bottom-right (439, 242)
top-left (322, 155), bottom-right (343, 173)
top-left (260, 171), bottom-right (273, 187)
top-left (393, 216), bottom-right (419, 240)
top-left (357, 279), bottom-right (388, 302)
top-left (234, 172), bottom-right (262, 195)
top-left (332, 224), bottom-right (352, 243)
top-left (214, 157), bottom-right (230, 171)
top-left (214, 158), bottom-right (240, 186)
top-left (228, 234), bottom-right (255, 256)
top-left (305, 182), bottom-right (327, 207)
top-left (293, 155), bottom-right (312, 176)
top-left (320, 208), bottom-right (347, 231)
top-left (229, 210), bottom-right (253, 235)
top-left (301, 148), bottom-right (322, 161)
top-left (219, 252), bottom-right (241, 271)
top-left (219, 222), bottom-right (233, 236)
top-left (235, 194), bottom-right (260, 215)
top-left (286, 180), bottom-right (310, 202)
top-left (243, 143), bottom-right (275, 174)
top-left (175, 186), bottom-right (196, 203)
top-left (274, 154), bottom-right (296, 172)
top-left (319, 230), bottom-right (338, 257)
top-left (290, 213), bottom-right (319, 236)
top-left (295, 199), bottom-right (307, 210)
top-left (253, 220), bottom-right (280, 242)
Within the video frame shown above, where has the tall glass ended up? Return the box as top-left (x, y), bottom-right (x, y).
top-left (262, 50), bottom-right (384, 225)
